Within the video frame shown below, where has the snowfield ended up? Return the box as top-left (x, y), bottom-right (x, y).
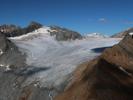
top-left (85, 32), bottom-right (108, 38)
top-left (9, 27), bottom-right (121, 90)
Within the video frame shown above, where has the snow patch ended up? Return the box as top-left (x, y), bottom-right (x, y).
top-left (0, 49), bottom-right (3, 55)
top-left (9, 26), bottom-right (51, 40)
top-left (119, 66), bottom-right (132, 76)
top-left (129, 32), bottom-right (133, 36)
top-left (0, 64), bottom-right (11, 71)
top-left (5, 65), bottom-right (11, 71)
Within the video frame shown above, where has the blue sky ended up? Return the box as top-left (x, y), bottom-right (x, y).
top-left (0, 0), bottom-right (133, 35)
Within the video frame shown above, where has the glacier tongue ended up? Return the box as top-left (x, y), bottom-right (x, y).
top-left (9, 27), bottom-right (121, 89)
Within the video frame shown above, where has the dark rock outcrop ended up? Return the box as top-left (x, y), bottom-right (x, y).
top-left (55, 34), bottom-right (133, 100)
top-left (24, 21), bottom-right (43, 34)
top-left (50, 26), bottom-right (82, 41)
top-left (0, 33), bottom-right (26, 69)
top-left (0, 24), bottom-right (21, 37)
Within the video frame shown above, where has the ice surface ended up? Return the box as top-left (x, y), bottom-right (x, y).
top-left (9, 27), bottom-right (121, 89)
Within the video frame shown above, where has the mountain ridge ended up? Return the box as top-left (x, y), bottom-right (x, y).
top-left (112, 27), bottom-right (133, 38)
top-left (0, 22), bottom-right (82, 41)
top-left (85, 33), bottom-right (108, 38)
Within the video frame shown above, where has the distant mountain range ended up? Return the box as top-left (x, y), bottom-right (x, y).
top-left (85, 33), bottom-right (108, 38)
top-left (4, 21), bottom-right (133, 40)
top-left (1, 21), bottom-right (133, 39)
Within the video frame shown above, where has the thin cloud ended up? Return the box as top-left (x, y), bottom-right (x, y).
top-left (98, 18), bottom-right (108, 23)
top-left (123, 20), bottom-right (133, 24)
top-left (87, 18), bottom-right (108, 23)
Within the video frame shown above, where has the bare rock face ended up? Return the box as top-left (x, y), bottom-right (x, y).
top-left (0, 24), bottom-right (21, 37)
top-left (0, 33), bottom-right (26, 69)
top-left (55, 34), bottom-right (133, 100)
top-left (25, 21), bottom-right (43, 34)
top-left (50, 26), bottom-right (82, 41)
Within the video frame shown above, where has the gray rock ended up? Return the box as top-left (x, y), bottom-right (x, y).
top-left (0, 33), bottom-right (26, 69)
top-left (0, 33), bottom-right (67, 100)
top-left (50, 26), bottom-right (82, 41)
top-left (0, 21), bottom-right (43, 37)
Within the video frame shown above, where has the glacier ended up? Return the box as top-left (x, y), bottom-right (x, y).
top-left (9, 26), bottom-right (121, 90)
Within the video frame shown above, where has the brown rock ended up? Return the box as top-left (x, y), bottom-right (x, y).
top-left (55, 34), bottom-right (133, 100)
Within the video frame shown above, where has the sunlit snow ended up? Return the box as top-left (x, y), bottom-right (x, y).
top-left (129, 32), bottom-right (133, 36)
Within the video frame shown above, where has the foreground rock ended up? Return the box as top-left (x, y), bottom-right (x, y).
top-left (55, 34), bottom-right (133, 100)
top-left (0, 33), bottom-right (26, 69)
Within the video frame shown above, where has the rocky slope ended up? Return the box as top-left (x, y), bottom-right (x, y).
top-left (0, 22), bottom-right (82, 41)
top-left (0, 21), bottom-right (43, 37)
top-left (0, 33), bottom-right (26, 69)
top-left (0, 31), bottom-right (61, 100)
top-left (112, 27), bottom-right (133, 38)
top-left (49, 26), bottom-right (82, 41)
top-left (55, 33), bottom-right (133, 100)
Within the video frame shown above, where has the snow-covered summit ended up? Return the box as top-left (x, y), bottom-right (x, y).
top-left (10, 26), bottom-right (83, 41)
top-left (129, 32), bottom-right (133, 36)
top-left (86, 33), bottom-right (108, 38)
top-left (9, 26), bottom-right (51, 40)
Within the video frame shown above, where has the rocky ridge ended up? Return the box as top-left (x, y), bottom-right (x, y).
top-left (55, 33), bottom-right (133, 100)
top-left (112, 27), bottom-right (133, 38)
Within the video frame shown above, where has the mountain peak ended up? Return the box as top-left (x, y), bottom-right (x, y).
top-left (86, 32), bottom-right (108, 38)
